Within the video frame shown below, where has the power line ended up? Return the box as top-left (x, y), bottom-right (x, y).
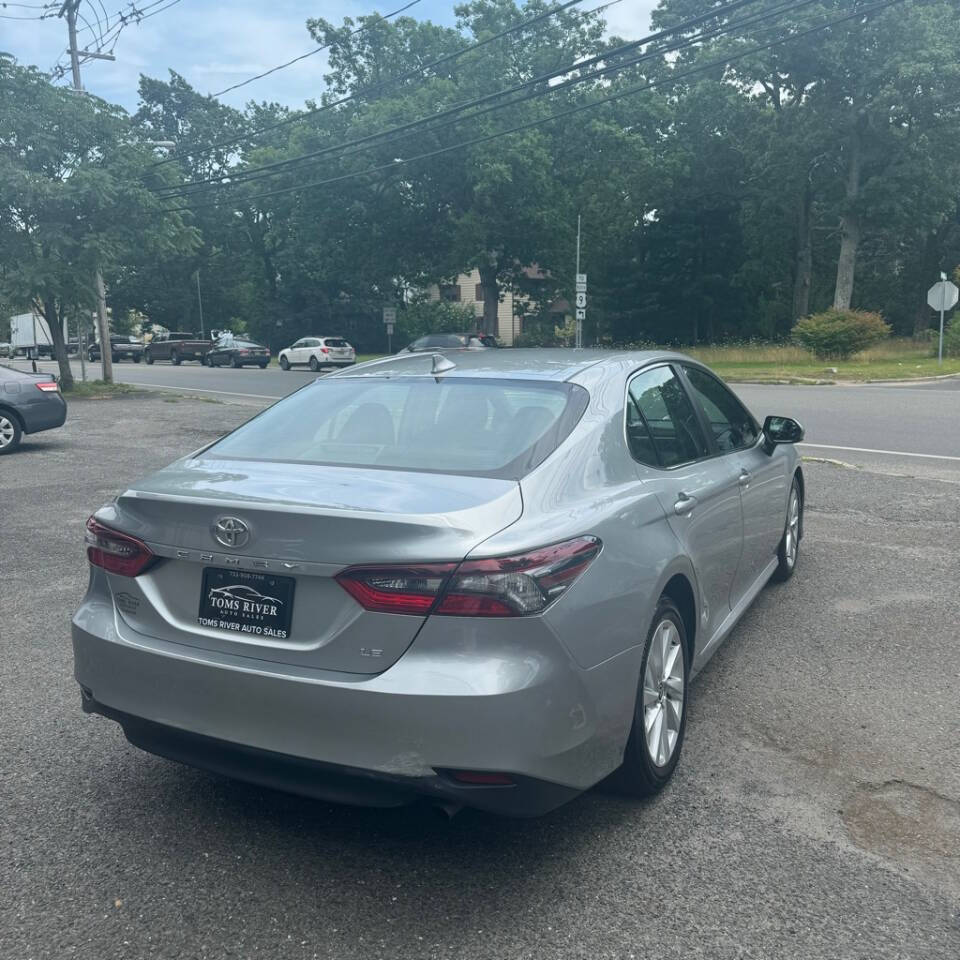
top-left (161, 0), bottom-right (906, 214)
top-left (211, 0), bottom-right (423, 98)
top-left (146, 0), bottom-right (592, 170)
top-left (160, 0), bottom-right (794, 199)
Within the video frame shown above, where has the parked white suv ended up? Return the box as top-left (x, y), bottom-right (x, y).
top-left (278, 337), bottom-right (356, 371)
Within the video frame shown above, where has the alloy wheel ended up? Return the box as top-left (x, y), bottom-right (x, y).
top-left (0, 415), bottom-right (15, 448)
top-left (642, 618), bottom-right (685, 767)
top-left (784, 488), bottom-right (800, 568)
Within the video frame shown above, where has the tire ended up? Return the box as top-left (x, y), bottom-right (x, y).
top-left (134, 354), bottom-right (142, 363)
top-left (279, 355), bottom-right (290, 371)
top-left (0, 410), bottom-right (23, 454)
top-left (145, 351), bottom-right (154, 365)
top-left (111, 354), bottom-right (120, 364)
top-left (610, 597), bottom-right (689, 797)
top-left (309, 356), bottom-right (319, 372)
top-left (88, 349), bottom-right (97, 362)
top-left (170, 350), bottom-right (181, 366)
top-left (231, 357), bottom-right (241, 369)
top-left (772, 476), bottom-right (803, 582)
top-left (258, 362), bottom-right (268, 369)
top-left (201, 354), bottom-right (210, 366)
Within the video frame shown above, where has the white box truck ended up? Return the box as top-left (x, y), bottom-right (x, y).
top-left (9, 312), bottom-right (64, 358)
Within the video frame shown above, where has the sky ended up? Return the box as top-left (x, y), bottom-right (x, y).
top-left (0, 0), bottom-right (657, 113)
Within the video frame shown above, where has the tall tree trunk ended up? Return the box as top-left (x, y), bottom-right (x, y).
top-left (792, 182), bottom-right (813, 321)
top-left (41, 296), bottom-right (74, 389)
top-left (477, 263), bottom-right (499, 336)
top-left (833, 122), bottom-right (863, 311)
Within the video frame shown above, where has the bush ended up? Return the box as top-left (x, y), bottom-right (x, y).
top-left (942, 317), bottom-right (960, 358)
top-left (791, 309), bottom-right (891, 360)
top-left (396, 300), bottom-right (478, 345)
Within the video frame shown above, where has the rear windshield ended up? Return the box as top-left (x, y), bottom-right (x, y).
top-left (202, 376), bottom-right (589, 479)
top-left (324, 338), bottom-right (348, 347)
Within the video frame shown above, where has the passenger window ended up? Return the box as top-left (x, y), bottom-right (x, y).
top-left (626, 394), bottom-right (658, 466)
top-left (628, 367), bottom-right (708, 467)
top-left (682, 366), bottom-right (758, 453)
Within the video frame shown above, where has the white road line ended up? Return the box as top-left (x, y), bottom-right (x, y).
top-left (124, 382), bottom-right (281, 401)
top-left (799, 442), bottom-right (960, 463)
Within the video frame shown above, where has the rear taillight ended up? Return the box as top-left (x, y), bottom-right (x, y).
top-left (321, 347), bottom-right (329, 354)
top-left (85, 517), bottom-right (155, 577)
top-left (35, 381), bottom-right (59, 393)
top-left (336, 537), bottom-right (600, 618)
top-left (336, 563), bottom-right (457, 615)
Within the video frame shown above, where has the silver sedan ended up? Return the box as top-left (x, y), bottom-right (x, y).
top-left (72, 350), bottom-right (804, 816)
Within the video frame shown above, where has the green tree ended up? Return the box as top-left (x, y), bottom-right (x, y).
top-left (0, 60), bottom-right (197, 387)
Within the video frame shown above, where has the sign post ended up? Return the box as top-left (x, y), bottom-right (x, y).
top-left (927, 274), bottom-right (959, 365)
top-left (574, 215), bottom-right (584, 349)
top-left (383, 307), bottom-right (397, 355)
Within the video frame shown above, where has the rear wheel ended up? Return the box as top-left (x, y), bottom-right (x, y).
top-left (0, 411), bottom-right (23, 454)
top-left (134, 354), bottom-right (142, 363)
top-left (170, 350), bottom-right (181, 366)
top-left (231, 356), bottom-right (241, 368)
top-left (145, 351), bottom-right (154, 365)
top-left (279, 355), bottom-right (290, 371)
top-left (772, 477), bottom-right (802, 582)
top-left (309, 356), bottom-right (319, 372)
top-left (610, 597), bottom-right (689, 797)
top-left (258, 362), bottom-right (268, 369)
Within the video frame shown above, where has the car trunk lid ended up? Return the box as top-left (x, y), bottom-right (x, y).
top-left (97, 457), bottom-right (522, 673)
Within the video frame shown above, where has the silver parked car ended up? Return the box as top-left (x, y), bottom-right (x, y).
top-left (72, 350), bottom-right (804, 816)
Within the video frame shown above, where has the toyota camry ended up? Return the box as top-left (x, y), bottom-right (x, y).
top-left (72, 350), bottom-right (805, 816)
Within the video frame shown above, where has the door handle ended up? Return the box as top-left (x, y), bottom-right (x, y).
top-left (674, 492), bottom-right (698, 515)
top-left (738, 470), bottom-right (751, 487)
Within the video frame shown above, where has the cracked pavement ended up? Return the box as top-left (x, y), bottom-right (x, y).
top-left (1, 393), bottom-right (958, 960)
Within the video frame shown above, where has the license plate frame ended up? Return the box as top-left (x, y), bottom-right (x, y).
top-left (197, 567), bottom-right (296, 640)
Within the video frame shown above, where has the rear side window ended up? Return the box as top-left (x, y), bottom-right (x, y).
top-left (627, 366), bottom-right (708, 467)
top-left (203, 377), bottom-right (589, 480)
top-left (682, 366), bottom-right (758, 452)
top-left (324, 338), bottom-right (348, 348)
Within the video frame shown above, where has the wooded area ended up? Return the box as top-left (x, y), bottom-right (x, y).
top-left (3, 0), bottom-right (960, 380)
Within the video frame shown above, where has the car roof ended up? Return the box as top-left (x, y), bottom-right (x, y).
top-left (330, 348), bottom-right (690, 382)
top-left (0, 363), bottom-right (46, 382)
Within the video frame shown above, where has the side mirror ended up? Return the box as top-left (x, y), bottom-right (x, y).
top-left (763, 415), bottom-right (804, 453)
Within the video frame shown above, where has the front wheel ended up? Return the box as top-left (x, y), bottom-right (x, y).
top-left (610, 597), bottom-right (689, 797)
top-left (88, 349), bottom-right (97, 362)
top-left (145, 351), bottom-right (154, 365)
top-left (231, 356), bottom-right (241, 368)
top-left (279, 355), bottom-right (290, 371)
top-left (170, 350), bottom-right (181, 366)
top-left (772, 477), bottom-right (802, 582)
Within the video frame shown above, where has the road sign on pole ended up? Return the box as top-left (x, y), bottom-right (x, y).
top-left (928, 279), bottom-right (959, 365)
top-left (383, 307), bottom-right (396, 353)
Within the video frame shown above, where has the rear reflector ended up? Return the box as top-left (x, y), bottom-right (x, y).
top-left (35, 381), bottom-right (59, 392)
top-left (446, 771), bottom-right (514, 786)
top-left (336, 536), bottom-right (600, 618)
top-left (85, 517), bottom-right (156, 577)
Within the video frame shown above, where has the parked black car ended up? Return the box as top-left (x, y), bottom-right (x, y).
top-left (203, 337), bottom-right (270, 368)
top-left (88, 336), bottom-right (144, 363)
top-left (401, 333), bottom-right (498, 352)
top-left (0, 363), bottom-right (67, 454)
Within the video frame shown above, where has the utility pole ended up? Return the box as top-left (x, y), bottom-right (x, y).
top-left (59, 0), bottom-right (114, 383)
top-left (195, 270), bottom-right (205, 337)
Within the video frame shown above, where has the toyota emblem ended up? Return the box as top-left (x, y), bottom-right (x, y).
top-left (212, 516), bottom-right (250, 549)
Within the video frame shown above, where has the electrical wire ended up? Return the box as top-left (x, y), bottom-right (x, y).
top-left (146, 0), bottom-right (593, 170)
top-left (161, 0), bottom-right (906, 214)
top-left (160, 0), bottom-right (802, 199)
top-left (211, 0), bottom-right (422, 98)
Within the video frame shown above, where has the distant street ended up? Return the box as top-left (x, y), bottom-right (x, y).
top-left (12, 357), bottom-right (960, 476)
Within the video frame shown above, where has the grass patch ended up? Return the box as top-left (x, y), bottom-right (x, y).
top-left (62, 379), bottom-right (139, 399)
top-left (686, 339), bottom-right (960, 382)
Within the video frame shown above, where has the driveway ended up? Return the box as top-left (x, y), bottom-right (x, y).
top-left (1, 393), bottom-right (958, 960)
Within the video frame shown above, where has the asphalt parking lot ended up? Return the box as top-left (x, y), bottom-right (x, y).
top-left (1, 392), bottom-right (959, 960)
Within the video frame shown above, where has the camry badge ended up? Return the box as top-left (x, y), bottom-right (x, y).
top-left (212, 516), bottom-right (250, 549)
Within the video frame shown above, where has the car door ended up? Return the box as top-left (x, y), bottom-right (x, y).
top-left (679, 365), bottom-right (788, 603)
top-left (288, 339), bottom-right (305, 364)
top-left (626, 365), bottom-right (744, 645)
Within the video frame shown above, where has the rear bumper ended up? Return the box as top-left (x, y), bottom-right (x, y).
top-left (71, 609), bottom-right (636, 815)
top-left (81, 693), bottom-right (578, 816)
top-left (20, 394), bottom-right (67, 434)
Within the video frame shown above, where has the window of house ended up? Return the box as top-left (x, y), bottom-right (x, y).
top-left (475, 284), bottom-right (484, 302)
top-left (440, 285), bottom-right (461, 302)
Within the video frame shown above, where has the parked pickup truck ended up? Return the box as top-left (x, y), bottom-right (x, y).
top-left (88, 335), bottom-right (144, 363)
top-left (144, 331), bottom-right (212, 365)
